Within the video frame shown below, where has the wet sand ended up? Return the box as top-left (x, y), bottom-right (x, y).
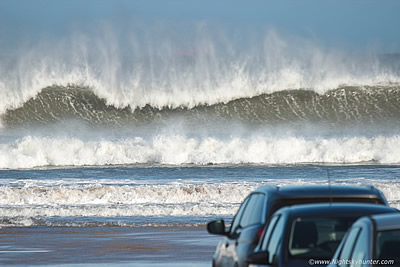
top-left (0, 226), bottom-right (221, 266)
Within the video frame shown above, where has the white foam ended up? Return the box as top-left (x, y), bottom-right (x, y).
top-left (0, 183), bottom-right (252, 206)
top-left (0, 183), bottom-right (254, 220)
top-left (1, 134), bottom-right (400, 169)
top-left (0, 180), bottom-right (399, 226)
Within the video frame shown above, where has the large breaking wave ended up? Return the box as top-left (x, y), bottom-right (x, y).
top-left (1, 27), bottom-right (400, 168)
top-left (1, 28), bottom-right (399, 117)
top-left (2, 84), bottom-right (400, 126)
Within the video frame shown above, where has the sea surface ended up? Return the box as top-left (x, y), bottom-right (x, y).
top-left (0, 165), bottom-right (400, 266)
top-left (1, 165), bottom-right (400, 229)
top-left (0, 29), bottom-right (400, 265)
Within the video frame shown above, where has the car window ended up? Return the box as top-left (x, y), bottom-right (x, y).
top-left (265, 215), bottom-right (285, 264)
top-left (337, 227), bottom-right (361, 267)
top-left (375, 229), bottom-right (400, 261)
top-left (230, 195), bottom-right (250, 233)
top-left (239, 193), bottom-right (265, 228)
top-left (287, 217), bottom-right (357, 262)
top-left (349, 228), bottom-right (368, 267)
top-left (260, 215), bottom-right (280, 251)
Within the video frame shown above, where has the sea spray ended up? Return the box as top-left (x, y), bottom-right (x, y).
top-left (1, 25), bottom-right (399, 116)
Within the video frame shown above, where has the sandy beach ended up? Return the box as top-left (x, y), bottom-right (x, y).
top-left (0, 226), bottom-right (220, 266)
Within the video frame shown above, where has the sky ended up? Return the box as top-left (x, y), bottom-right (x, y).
top-left (0, 0), bottom-right (400, 53)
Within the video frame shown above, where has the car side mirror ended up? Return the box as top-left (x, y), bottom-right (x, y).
top-left (207, 220), bottom-right (228, 236)
top-left (246, 250), bottom-right (270, 265)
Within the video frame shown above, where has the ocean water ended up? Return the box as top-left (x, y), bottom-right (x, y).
top-left (0, 28), bottom-right (400, 264)
top-left (0, 165), bottom-right (400, 228)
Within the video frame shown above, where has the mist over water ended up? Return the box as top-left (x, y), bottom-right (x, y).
top-left (1, 22), bottom-right (400, 168)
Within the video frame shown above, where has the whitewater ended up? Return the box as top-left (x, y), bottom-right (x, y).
top-left (1, 28), bottom-right (400, 227)
top-left (1, 165), bottom-right (400, 227)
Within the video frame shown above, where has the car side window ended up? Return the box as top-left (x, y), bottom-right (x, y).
top-left (238, 193), bottom-right (265, 228)
top-left (259, 215), bottom-right (284, 264)
top-left (260, 215), bottom-right (280, 250)
top-left (230, 196), bottom-right (250, 234)
top-left (349, 228), bottom-right (368, 267)
top-left (337, 227), bottom-right (361, 267)
top-left (375, 229), bottom-right (400, 261)
top-left (267, 215), bottom-right (285, 264)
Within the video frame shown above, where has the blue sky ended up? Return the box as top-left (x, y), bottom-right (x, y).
top-left (1, 0), bottom-right (400, 53)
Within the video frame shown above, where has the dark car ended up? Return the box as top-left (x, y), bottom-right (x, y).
top-left (328, 213), bottom-right (400, 267)
top-left (207, 185), bottom-right (389, 267)
top-left (246, 203), bottom-right (398, 267)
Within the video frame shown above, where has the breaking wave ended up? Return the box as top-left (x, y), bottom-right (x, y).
top-left (1, 28), bottom-right (399, 120)
top-left (2, 84), bottom-right (400, 126)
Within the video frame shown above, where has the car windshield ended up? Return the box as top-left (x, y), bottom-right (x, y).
top-left (376, 229), bottom-right (400, 262)
top-left (287, 216), bottom-right (356, 261)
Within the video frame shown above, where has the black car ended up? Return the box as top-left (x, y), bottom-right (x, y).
top-left (246, 203), bottom-right (398, 267)
top-left (207, 185), bottom-right (389, 267)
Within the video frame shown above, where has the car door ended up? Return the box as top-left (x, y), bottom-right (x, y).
top-left (218, 195), bottom-right (251, 267)
top-left (222, 193), bottom-right (266, 267)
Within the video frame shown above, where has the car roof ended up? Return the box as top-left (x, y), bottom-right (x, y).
top-left (275, 203), bottom-right (398, 218)
top-left (370, 213), bottom-right (400, 231)
top-left (255, 184), bottom-right (381, 196)
top-left (254, 184), bottom-right (386, 201)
